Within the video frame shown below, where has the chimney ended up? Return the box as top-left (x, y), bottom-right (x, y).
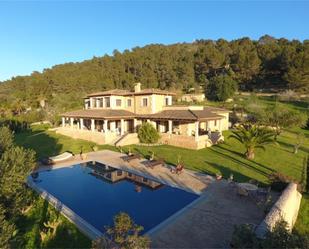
top-left (134, 82), bottom-right (141, 93)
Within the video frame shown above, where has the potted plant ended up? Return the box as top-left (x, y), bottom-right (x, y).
top-left (215, 171), bottom-right (222, 180)
top-left (150, 151), bottom-right (155, 160)
top-left (128, 147), bottom-right (132, 156)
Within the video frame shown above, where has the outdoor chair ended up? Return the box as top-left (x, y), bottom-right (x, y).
top-left (171, 164), bottom-right (184, 175)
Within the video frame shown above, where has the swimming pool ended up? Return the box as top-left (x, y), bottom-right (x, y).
top-left (30, 162), bottom-right (199, 236)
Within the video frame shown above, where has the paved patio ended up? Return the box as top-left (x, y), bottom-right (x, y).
top-left (150, 180), bottom-right (267, 248)
top-left (38, 150), bottom-right (271, 248)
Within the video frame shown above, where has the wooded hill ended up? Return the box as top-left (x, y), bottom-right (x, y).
top-left (0, 35), bottom-right (308, 108)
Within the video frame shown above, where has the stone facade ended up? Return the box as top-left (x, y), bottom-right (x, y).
top-left (61, 83), bottom-right (230, 150)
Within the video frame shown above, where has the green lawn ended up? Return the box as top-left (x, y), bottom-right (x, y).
top-left (15, 123), bottom-right (309, 237)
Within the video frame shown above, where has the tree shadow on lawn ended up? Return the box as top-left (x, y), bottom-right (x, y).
top-left (277, 139), bottom-right (309, 154)
top-left (15, 131), bottom-right (63, 159)
top-left (15, 198), bottom-right (50, 248)
top-left (42, 222), bottom-right (91, 249)
top-left (208, 146), bottom-right (274, 178)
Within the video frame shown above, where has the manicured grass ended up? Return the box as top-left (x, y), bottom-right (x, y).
top-left (15, 119), bottom-right (309, 237)
top-left (294, 193), bottom-right (309, 236)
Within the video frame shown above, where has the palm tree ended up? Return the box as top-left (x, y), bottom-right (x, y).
top-left (229, 124), bottom-right (277, 160)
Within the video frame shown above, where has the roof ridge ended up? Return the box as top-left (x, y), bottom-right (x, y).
top-left (188, 109), bottom-right (199, 120)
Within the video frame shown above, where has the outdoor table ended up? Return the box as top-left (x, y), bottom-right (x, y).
top-left (238, 183), bottom-right (258, 191)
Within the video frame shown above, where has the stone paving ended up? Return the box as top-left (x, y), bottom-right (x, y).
top-left (38, 150), bottom-right (269, 248)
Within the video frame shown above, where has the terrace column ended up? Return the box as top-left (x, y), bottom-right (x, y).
top-left (195, 121), bottom-right (199, 141)
top-left (168, 120), bottom-right (172, 134)
top-left (110, 121), bottom-right (116, 132)
top-left (62, 117), bottom-right (65, 127)
top-left (80, 118), bottom-right (84, 130)
top-left (103, 120), bottom-right (108, 133)
top-left (120, 119), bottom-right (124, 135)
top-left (70, 118), bottom-right (74, 129)
top-left (91, 119), bottom-right (95, 132)
top-left (218, 119), bottom-right (222, 132)
top-left (133, 118), bottom-right (137, 132)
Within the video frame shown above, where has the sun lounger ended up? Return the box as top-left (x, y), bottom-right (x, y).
top-left (122, 154), bottom-right (141, 162)
top-left (41, 152), bottom-right (73, 165)
top-left (144, 159), bottom-right (165, 169)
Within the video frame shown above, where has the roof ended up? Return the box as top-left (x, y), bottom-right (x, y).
top-left (62, 107), bottom-right (228, 121)
top-left (86, 88), bottom-right (175, 98)
top-left (140, 108), bottom-right (225, 121)
top-left (62, 109), bottom-right (136, 119)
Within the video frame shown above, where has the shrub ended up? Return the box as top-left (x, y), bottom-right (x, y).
top-left (138, 122), bottom-right (160, 144)
top-left (231, 220), bottom-right (309, 249)
top-left (269, 172), bottom-right (292, 192)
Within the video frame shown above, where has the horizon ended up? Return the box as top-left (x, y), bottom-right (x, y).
top-left (1, 1), bottom-right (308, 81)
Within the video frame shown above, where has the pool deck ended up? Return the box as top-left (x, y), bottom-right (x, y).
top-left (38, 149), bottom-right (214, 194)
top-left (37, 150), bottom-right (269, 248)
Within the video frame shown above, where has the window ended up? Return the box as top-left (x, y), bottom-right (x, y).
top-left (165, 97), bottom-right (169, 106)
top-left (92, 98), bottom-right (97, 108)
top-left (142, 98), bottom-right (148, 107)
top-left (116, 99), bottom-right (122, 107)
top-left (127, 99), bottom-right (132, 107)
top-left (105, 97), bottom-right (110, 108)
top-left (99, 98), bottom-right (103, 108)
top-left (214, 120), bottom-right (217, 126)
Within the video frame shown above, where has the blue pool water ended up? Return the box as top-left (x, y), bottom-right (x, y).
top-left (31, 162), bottom-right (199, 233)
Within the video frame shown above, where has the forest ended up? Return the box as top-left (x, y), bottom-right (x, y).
top-left (0, 35), bottom-right (308, 112)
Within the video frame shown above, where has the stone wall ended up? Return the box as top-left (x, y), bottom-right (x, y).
top-left (160, 133), bottom-right (207, 150)
top-left (255, 183), bottom-right (302, 238)
top-left (55, 127), bottom-right (106, 145)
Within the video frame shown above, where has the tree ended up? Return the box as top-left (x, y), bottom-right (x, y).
top-left (137, 122), bottom-right (160, 144)
top-left (92, 212), bottom-right (150, 249)
top-left (0, 127), bottom-right (14, 155)
top-left (229, 124), bottom-right (277, 160)
top-left (206, 75), bottom-right (238, 101)
top-left (0, 205), bottom-right (16, 249)
top-left (0, 128), bottom-right (36, 248)
top-left (261, 104), bottom-right (307, 139)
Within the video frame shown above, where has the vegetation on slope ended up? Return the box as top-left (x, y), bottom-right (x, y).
top-left (1, 35), bottom-right (309, 114)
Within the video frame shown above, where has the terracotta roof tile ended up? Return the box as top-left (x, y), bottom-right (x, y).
top-left (62, 109), bottom-right (136, 119)
top-left (86, 88), bottom-right (175, 97)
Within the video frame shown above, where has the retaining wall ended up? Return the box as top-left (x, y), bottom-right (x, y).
top-left (255, 183), bottom-right (302, 238)
top-left (55, 127), bottom-right (106, 145)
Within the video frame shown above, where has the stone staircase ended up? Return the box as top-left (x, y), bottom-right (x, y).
top-left (114, 133), bottom-right (139, 147)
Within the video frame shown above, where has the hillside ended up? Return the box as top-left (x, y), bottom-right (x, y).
top-left (0, 35), bottom-right (308, 109)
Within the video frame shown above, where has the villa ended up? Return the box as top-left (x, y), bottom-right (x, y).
top-left (58, 83), bottom-right (230, 149)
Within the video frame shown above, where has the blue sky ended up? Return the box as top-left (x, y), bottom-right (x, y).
top-left (0, 1), bottom-right (308, 81)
